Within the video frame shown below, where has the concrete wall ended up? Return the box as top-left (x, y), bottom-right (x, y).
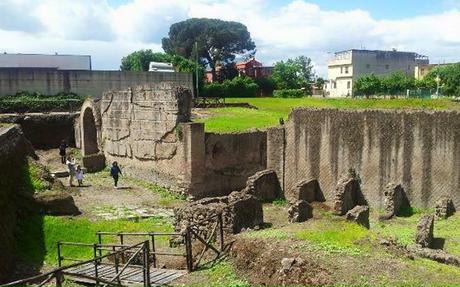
top-left (0, 113), bottom-right (79, 148)
top-left (0, 69), bottom-right (193, 98)
top-left (268, 108), bottom-right (460, 208)
top-left (203, 131), bottom-right (267, 197)
top-left (0, 125), bottom-right (34, 283)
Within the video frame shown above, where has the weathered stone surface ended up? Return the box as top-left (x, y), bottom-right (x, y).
top-left (82, 153), bottom-right (106, 172)
top-left (174, 191), bottom-right (263, 237)
top-left (244, 169), bottom-right (281, 202)
top-left (407, 245), bottom-right (460, 267)
top-left (333, 175), bottom-right (367, 215)
top-left (34, 191), bottom-right (80, 216)
top-left (288, 200), bottom-right (313, 223)
top-left (345, 205), bottom-right (370, 229)
top-left (287, 179), bottom-right (324, 203)
top-left (435, 197), bottom-right (456, 219)
top-left (382, 183), bottom-right (411, 219)
top-left (416, 215), bottom-right (434, 248)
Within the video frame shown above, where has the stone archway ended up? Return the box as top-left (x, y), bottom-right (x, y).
top-left (82, 107), bottom-right (99, 155)
top-left (79, 99), bottom-right (105, 172)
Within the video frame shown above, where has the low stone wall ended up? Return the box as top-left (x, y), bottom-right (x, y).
top-left (203, 131), bottom-right (267, 197)
top-left (0, 112), bottom-right (78, 148)
top-left (0, 125), bottom-right (34, 283)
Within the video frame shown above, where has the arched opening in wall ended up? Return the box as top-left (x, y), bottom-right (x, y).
top-left (82, 107), bottom-right (99, 155)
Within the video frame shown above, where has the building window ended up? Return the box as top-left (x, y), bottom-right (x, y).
top-left (385, 64), bottom-right (390, 70)
top-left (347, 81), bottom-right (351, 89)
top-left (340, 67), bottom-right (343, 74)
top-left (345, 66), bottom-right (349, 74)
top-left (366, 64), bottom-right (370, 69)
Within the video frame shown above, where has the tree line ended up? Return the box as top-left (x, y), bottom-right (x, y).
top-left (120, 18), bottom-right (318, 98)
top-left (353, 64), bottom-right (460, 97)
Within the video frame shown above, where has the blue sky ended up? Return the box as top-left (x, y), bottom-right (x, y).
top-left (1, 0), bottom-right (460, 76)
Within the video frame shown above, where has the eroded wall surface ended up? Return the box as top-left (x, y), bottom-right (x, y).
top-left (100, 83), bottom-right (195, 192)
top-left (203, 131), bottom-right (267, 197)
top-left (271, 108), bottom-right (460, 208)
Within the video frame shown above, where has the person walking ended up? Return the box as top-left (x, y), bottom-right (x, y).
top-left (110, 161), bottom-right (122, 188)
top-left (66, 156), bottom-right (76, 187)
top-left (75, 165), bottom-right (84, 187)
top-left (59, 140), bottom-right (67, 164)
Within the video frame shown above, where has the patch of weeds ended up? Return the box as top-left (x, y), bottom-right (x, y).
top-left (26, 161), bottom-right (48, 192)
top-left (193, 260), bottom-right (249, 287)
top-left (296, 220), bottom-right (370, 255)
top-left (128, 177), bottom-right (186, 207)
top-left (272, 198), bottom-right (287, 206)
top-left (242, 229), bottom-right (290, 240)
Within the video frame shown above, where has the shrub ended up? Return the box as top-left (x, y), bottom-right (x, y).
top-left (202, 76), bottom-right (259, 98)
top-left (0, 91), bottom-right (85, 113)
top-left (255, 77), bottom-right (276, 96)
top-left (273, 89), bottom-right (308, 98)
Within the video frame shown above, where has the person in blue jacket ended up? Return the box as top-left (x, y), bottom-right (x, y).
top-left (110, 161), bottom-right (122, 188)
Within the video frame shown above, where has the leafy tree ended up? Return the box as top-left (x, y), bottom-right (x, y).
top-left (120, 50), bottom-right (205, 91)
top-left (425, 63), bottom-right (460, 96)
top-left (255, 77), bottom-right (276, 96)
top-left (381, 72), bottom-right (415, 95)
top-left (353, 74), bottom-right (381, 98)
top-left (316, 77), bottom-right (326, 90)
top-left (271, 56), bottom-right (314, 92)
top-left (162, 18), bottom-right (256, 80)
top-left (216, 62), bottom-right (239, 82)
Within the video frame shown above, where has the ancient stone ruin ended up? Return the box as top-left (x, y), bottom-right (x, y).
top-left (244, 169), bottom-right (281, 202)
top-left (333, 173), bottom-right (367, 216)
top-left (382, 183), bottom-right (411, 219)
top-left (288, 200), bottom-right (313, 223)
top-left (345, 205), bottom-right (370, 229)
top-left (286, 179), bottom-right (324, 203)
top-left (435, 197), bottom-right (456, 219)
top-left (174, 191), bottom-right (263, 237)
top-left (415, 215), bottom-right (434, 248)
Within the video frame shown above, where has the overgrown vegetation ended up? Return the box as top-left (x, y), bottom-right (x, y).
top-left (0, 91), bottom-right (85, 113)
top-left (273, 89), bottom-right (308, 98)
top-left (127, 177), bottom-right (187, 207)
top-left (197, 97), bottom-right (460, 133)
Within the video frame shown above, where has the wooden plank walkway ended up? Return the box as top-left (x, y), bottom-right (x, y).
top-left (64, 263), bottom-right (187, 286)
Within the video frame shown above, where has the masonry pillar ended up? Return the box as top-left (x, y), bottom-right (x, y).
top-left (267, 126), bottom-right (286, 193)
top-left (181, 122), bottom-right (205, 197)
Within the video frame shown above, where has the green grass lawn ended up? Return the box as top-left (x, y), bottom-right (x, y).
top-left (197, 97), bottom-right (460, 133)
top-left (17, 215), bottom-right (173, 266)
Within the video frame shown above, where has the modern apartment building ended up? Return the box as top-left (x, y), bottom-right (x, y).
top-left (325, 49), bottom-right (429, 97)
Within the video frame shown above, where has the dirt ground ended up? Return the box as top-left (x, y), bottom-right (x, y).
top-left (36, 149), bottom-right (178, 220)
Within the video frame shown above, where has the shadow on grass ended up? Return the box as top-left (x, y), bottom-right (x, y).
top-left (432, 237), bottom-right (446, 250)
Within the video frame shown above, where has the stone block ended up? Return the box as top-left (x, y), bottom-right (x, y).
top-left (287, 179), bottom-right (324, 203)
top-left (288, 200), bottom-right (313, 223)
top-left (383, 183), bottom-right (411, 219)
top-left (34, 191), bottom-right (80, 216)
top-left (333, 175), bottom-right (367, 215)
top-left (345, 205), bottom-right (369, 229)
top-left (244, 169), bottom-right (281, 202)
top-left (435, 197), bottom-right (456, 219)
top-left (416, 215), bottom-right (434, 248)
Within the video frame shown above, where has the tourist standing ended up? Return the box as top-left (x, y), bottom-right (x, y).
top-left (75, 165), bottom-right (84, 187)
top-left (59, 140), bottom-right (67, 164)
top-left (66, 156), bottom-right (76, 187)
top-left (110, 161), bottom-right (122, 188)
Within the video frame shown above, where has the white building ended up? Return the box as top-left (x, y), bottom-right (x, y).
top-left (0, 53), bottom-right (91, 70)
top-left (325, 49), bottom-right (429, 97)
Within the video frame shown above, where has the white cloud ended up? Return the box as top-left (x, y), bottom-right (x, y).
top-left (0, 0), bottom-right (460, 76)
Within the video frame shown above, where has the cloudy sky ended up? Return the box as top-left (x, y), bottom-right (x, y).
top-left (1, 0), bottom-right (460, 76)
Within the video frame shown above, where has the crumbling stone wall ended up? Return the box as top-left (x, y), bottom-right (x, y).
top-left (268, 108), bottom-right (460, 208)
top-left (98, 83), bottom-right (195, 193)
top-left (203, 131), bottom-right (267, 197)
top-left (0, 125), bottom-right (34, 283)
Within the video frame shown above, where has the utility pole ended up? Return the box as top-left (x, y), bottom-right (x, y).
top-left (195, 41), bottom-right (200, 98)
